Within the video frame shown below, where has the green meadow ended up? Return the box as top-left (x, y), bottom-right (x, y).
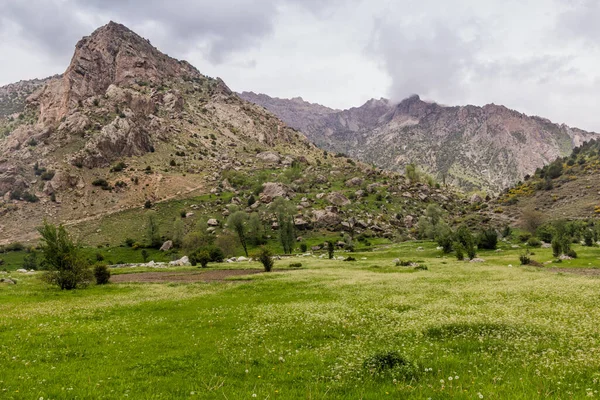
top-left (1, 241), bottom-right (600, 399)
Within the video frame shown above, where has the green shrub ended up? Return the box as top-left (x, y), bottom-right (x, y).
top-left (40, 171), bottom-right (55, 181)
top-left (93, 264), bottom-right (111, 285)
top-left (552, 239), bottom-right (561, 257)
top-left (92, 179), bottom-right (109, 188)
top-left (110, 162), bottom-right (127, 172)
top-left (527, 237), bottom-right (542, 248)
top-left (519, 251), bottom-right (531, 265)
top-left (22, 192), bottom-right (39, 203)
top-left (256, 247), bottom-right (274, 272)
top-left (518, 232), bottom-right (532, 243)
top-left (363, 351), bottom-right (419, 381)
top-left (289, 262), bottom-right (302, 268)
top-left (208, 246), bottom-right (225, 263)
top-left (478, 229), bottom-right (498, 250)
top-left (455, 242), bottom-right (464, 260)
top-left (190, 250), bottom-right (210, 268)
top-left (566, 249), bottom-right (578, 259)
top-left (95, 252), bottom-right (104, 261)
top-left (344, 257), bottom-right (356, 262)
top-left (144, 200), bottom-right (152, 209)
top-left (414, 265), bottom-right (428, 271)
top-left (583, 229), bottom-right (594, 246)
top-left (300, 243), bottom-right (308, 252)
top-left (124, 238), bottom-right (135, 247)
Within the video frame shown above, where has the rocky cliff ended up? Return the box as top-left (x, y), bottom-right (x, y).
top-left (239, 93), bottom-right (597, 193)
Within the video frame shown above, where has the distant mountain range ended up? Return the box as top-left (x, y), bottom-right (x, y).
top-left (239, 92), bottom-right (597, 193)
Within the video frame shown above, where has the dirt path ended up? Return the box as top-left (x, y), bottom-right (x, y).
top-left (111, 269), bottom-right (263, 283)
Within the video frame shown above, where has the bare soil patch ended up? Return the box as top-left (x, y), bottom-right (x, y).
top-left (111, 269), bottom-right (263, 283)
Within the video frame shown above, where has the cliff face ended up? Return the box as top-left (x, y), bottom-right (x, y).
top-left (240, 93), bottom-right (597, 193)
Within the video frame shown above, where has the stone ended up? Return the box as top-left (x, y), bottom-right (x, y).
top-left (470, 258), bottom-right (486, 263)
top-left (0, 278), bottom-right (16, 285)
top-left (470, 193), bottom-right (483, 204)
top-left (256, 151), bottom-right (281, 163)
top-left (312, 209), bottom-right (341, 227)
top-left (16, 268), bottom-right (28, 273)
top-left (404, 215), bottom-right (414, 228)
top-left (159, 240), bottom-right (173, 251)
top-left (169, 256), bottom-right (190, 266)
top-left (294, 217), bottom-right (310, 229)
top-left (185, 212), bottom-right (194, 218)
top-left (237, 256), bottom-right (249, 262)
top-left (207, 218), bottom-right (219, 227)
top-left (327, 192), bottom-right (351, 206)
top-left (355, 189), bottom-right (365, 198)
top-left (259, 182), bottom-right (289, 203)
top-left (316, 193), bottom-right (326, 199)
top-left (345, 177), bottom-right (363, 187)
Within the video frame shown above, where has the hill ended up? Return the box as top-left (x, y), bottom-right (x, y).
top-left (0, 22), bottom-right (466, 246)
top-left (239, 92), bottom-right (597, 194)
top-left (492, 138), bottom-right (600, 226)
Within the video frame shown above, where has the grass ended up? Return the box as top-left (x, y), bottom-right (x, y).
top-left (2, 241), bottom-right (600, 398)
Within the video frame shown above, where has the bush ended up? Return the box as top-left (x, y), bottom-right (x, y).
top-left (38, 222), bottom-right (92, 290)
top-left (527, 237), bottom-right (542, 247)
top-left (478, 229), bottom-right (498, 250)
top-left (536, 225), bottom-right (554, 243)
top-left (144, 200), bottom-right (152, 209)
top-left (289, 262), bottom-right (302, 268)
top-left (22, 192), bottom-right (39, 203)
top-left (190, 250), bottom-right (210, 268)
top-left (519, 251), bottom-right (531, 265)
top-left (110, 162), bottom-right (127, 172)
top-left (22, 251), bottom-right (38, 270)
top-left (124, 238), bottom-right (135, 247)
top-left (94, 264), bottom-right (111, 285)
top-left (518, 232), bottom-right (532, 242)
top-left (208, 246), bottom-right (225, 263)
top-left (552, 239), bottom-right (561, 257)
top-left (363, 351), bottom-right (419, 381)
top-left (395, 260), bottom-right (413, 267)
top-left (300, 243), bottom-right (308, 252)
top-left (40, 171), bottom-right (55, 181)
top-left (95, 252), bottom-right (105, 261)
top-left (455, 242), bottom-right (464, 260)
top-left (583, 229), bottom-right (594, 246)
top-left (501, 225), bottom-right (512, 238)
top-left (256, 247), bottom-right (274, 272)
top-left (92, 179), bottom-right (109, 188)
top-left (327, 241), bottom-right (334, 259)
top-left (414, 265), bottom-right (428, 271)
top-left (344, 257), bottom-right (356, 262)
top-left (566, 249), bottom-right (578, 259)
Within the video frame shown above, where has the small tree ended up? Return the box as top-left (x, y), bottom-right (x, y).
top-left (228, 211), bottom-right (249, 256)
top-left (478, 229), bottom-right (498, 250)
top-left (141, 249), bottom-right (149, 263)
top-left (455, 242), bottom-right (465, 260)
top-left (257, 247), bottom-right (274, 272)
top-left (22, 250), bottom-right (38, 270)
top-left (190, 250), bottom-right (210, 268)
top-left (522, 208), bottom-right (544, 234)
top-left (172, 219), bottom-right (185, 248)
top-left (456, 225), bottom-right (476, 260)
top-left (94, 264), bottom-right (111, 285)
top-left (327, 241), bottom-right (334, 259)
top-left (38, 222), bottom-right (92, 290)
top-left (146, 214), bottom-right (161, 248)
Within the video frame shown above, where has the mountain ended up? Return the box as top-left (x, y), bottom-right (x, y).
top-left (238, 93), bottom-right (597, 194)
top-left (0, 22), bottom-right (465, 245)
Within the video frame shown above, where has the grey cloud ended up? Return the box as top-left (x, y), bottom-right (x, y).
top-left (558, 0), bottom-right (600, 44)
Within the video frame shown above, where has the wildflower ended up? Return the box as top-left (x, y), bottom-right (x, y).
top-left (448, 377), bottom-right (453, 381)
top-left (252, 394), bottom-right (257, 398)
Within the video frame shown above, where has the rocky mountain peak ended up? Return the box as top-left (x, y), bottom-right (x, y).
top-left (32, 21), bottom-right (200, 125)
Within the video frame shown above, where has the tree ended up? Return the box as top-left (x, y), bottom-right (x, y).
top-left (521, 208), bottom-right (544, 234)
top-left (172, 219), bottom-right (185, 248)
top-left (38, 222), bottom-right (92, 290)
top-left (327, 241), bottom-right (334, 259)
top-left (228, 211), bottom-right (249, 256)
top-left (273, 198), bottom-right (296, 254)
top-left (247, 213), bottom-right (265, 246)
top-left (146, 214), bottom-right (161, 248)
top-left (256, 247), bottom-right (274, 272)
top-left (141, 249), bottom-right (149, 263)
top-left (22, 250), bottom-right (38, 270)
top-left (478, 229), bottom-right (498, 250)
top-left (405, 163), bottom-right (419, 184)
top-left (190, 250), bottom-right (210, 268)
top-left (456, 225), bottom-right (476, 260)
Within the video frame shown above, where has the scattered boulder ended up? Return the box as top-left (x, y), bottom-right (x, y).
top-left (345, 177), bottom-right (363, 187)
top-left (404, 215), bottom-right (414, 228)
top-left (259, 182), bottom-right (289, 203)
top-left (256, 151), bottom-right (281, 163)
top-left (470, 258), bottom-right (486, 263)
top-left (169, 256), bottom-right (190, 266)
top-left (312, 208), bottom-right (341, 227)
top-left (159, 240), bottom-right (173, 251)
top-left (327, 192), bottom-right (351, 206)
top-left (207, 218), bottom-right (219, 227)
top-left (470, 193), bottom-right (483, 204)
top-left (0, 278), bottom-right (16, 285)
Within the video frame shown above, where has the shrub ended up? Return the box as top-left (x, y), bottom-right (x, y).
top-left (141, 249), bottom-right (149, 263)
top-left (289, 262), bottom-right (302, 268)
top-left (169, 159), bottom-right (177, 167)
top-left (95, 252), bottom-right (104, 261)
top-left (144, 200), bottom-right (152, 209)
top-left (22, 192), bottom-right (39, 203)
top-left (94, 264), bottom-right (111, 285)
top-left (414, 265), bottom-right (428, 271)
top-left (527, 237), bottom-right (542, 248)
top-left (327, 241), bottom-right (334, 259)
top-left (455, 242), bottom-right (465, 260)
top-left (40, 171), bottom-right (55, 181)
top-left (536, 225), bottom-right (554, 243)
top-left (396, 260), bottom-right (413, 267)
top-left (110, 162), bottom-right (127, 173)
top-left (256, 247), bottom-right (274, 272)
top-left (583, 229), bottom-right (594, 246)
top-left (363, 351), bottom-right (419, 381)
top-left (566, 248), bottom-right (578, 259)
top-left (38, 222), bottom-right (92, 290)
top-left (344, 256), bottom-right (356, 262)
top-left (478, 229), bottom-right (498, 250)
top-left (519, 251), bottom-right (531, 265)
top-left (190, 250), bottom-right (210, 268)
top-left (518, 232), bottom-right (532, 243)
top-left (124, 238), bottom-right (135, 247)
top-left (22, 251), bottom-right (38, 270)
top-left (208, 246), bottom-right (225, 263)
top-left (300, 243), bottom-right (308, 252)
top-left (92, 179), bottom-right (109, 188)
top-left (551, 239), bottom-right (561, 257)
top-left (502, 225), bottom-right (512, 238)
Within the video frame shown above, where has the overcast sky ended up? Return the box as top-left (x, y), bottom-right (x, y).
top-left (1, 0), bottom-right (600, 131)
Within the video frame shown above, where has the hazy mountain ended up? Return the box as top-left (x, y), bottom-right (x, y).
top-left (239, 93), bottom-right (597, 193)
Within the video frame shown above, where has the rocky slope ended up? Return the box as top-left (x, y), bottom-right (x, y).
top-left (239, 93), bottom-right (597, 194)
top-left (0, 22), bottom-right (466, 245)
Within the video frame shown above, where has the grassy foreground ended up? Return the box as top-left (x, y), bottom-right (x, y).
top-left (1, 242), bottom-right (600, 399)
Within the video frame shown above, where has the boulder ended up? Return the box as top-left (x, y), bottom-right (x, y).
top-left (345, 177), bottom-right (363, 187)
top-left (160, 240), bottom-right (173, 251)
top-left (259, 182), bottom-right (289, 203)
top-left (404, 215), bottom-right (414, 228)
top-left (327, 192), bottom-right (351, 206)
top-left (470, 193), bottom-right (483, 204)
top-left (256, 151), bottom-right (281, 163)
top-left (169, 256), bottom-right (190, 266)
top-left (207, 218), bottom-right (219, 227)
top-left (294, 217), bottom-right (310, 229)
top-left (312, 209), bottom-right (341, 227)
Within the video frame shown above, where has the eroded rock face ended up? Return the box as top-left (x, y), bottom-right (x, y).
top-left (256, 151), bottom-right (281, 163)
top-left (36, 21), bottom-right (199, 126)
top-left (0, 164), bottom-right (27, 196)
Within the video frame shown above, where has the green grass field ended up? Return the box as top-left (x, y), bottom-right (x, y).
top-left (2, 241), bottom-right (600, 399)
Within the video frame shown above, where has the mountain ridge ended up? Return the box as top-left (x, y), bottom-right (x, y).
top-left (239, 92), bottom-right (597, 193)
